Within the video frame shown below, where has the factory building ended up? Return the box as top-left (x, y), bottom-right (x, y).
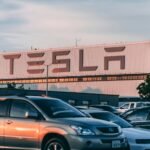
top-left (0, 41), bottom-right (150, 97)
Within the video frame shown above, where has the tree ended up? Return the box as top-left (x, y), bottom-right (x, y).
top-left (137, 75), bottom-right (150, 98)
top-left (7, 82), bottom-right (16, 89)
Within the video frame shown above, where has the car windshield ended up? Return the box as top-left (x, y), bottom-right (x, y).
top-left (90, 112), bottom-right (132, 128)
top-left (30, 97), bottom-right (85, 118)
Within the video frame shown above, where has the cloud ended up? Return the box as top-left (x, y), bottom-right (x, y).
top-left (0, 0), bottom-right (150, 51)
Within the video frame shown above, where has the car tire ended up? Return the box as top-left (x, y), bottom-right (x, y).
top-left (44, 138), bottom-right (69, 150)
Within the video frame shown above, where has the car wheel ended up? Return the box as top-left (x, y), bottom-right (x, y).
top-left (44, 138), bottom-right (69, 150)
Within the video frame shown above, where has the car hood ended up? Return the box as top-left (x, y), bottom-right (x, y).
top-left (57, 117), bottom-right (118, 127)
top-left (123, 128), bottom-right (150, 139)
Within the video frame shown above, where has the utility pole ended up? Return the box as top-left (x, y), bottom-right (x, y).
top-left (46, 65), bottom-right (49, 96)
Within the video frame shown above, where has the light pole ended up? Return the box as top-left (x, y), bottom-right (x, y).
top-left (46, 64), bottom-right (50, 96)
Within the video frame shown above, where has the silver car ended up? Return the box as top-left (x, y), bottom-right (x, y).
top-left (0, 96), bottom-right (128, 150)
top-left (81, 108), bottom-right (150, 150)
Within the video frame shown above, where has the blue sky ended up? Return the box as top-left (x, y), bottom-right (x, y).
top-left (0, 0), bottom-right (150, 51)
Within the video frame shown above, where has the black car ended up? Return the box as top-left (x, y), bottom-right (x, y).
top-left (120, 106), bottom-right (150, 129)
top-left (90, 105), bottom-right (120, 115)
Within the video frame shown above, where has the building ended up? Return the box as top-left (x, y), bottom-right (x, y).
top-left (0, 41), bottom-right (150, 97)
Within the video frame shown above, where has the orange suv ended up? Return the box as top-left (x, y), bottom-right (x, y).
top-left (0, 96), bottom-right (128, 150)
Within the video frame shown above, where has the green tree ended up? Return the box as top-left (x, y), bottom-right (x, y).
top-left (7, 82), bottom-right (16, 89)
top-left (137, 75), bottom-right (150, 98)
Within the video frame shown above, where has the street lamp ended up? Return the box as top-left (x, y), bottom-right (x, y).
top-left (46, 64), bottom-right (51, 96)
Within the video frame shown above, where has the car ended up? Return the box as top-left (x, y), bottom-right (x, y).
top-left (81, 108), bottom-right (150, 150)
top-left (90, 105), bottom-right (120, 115)
top-left (0, 96), bottom-right (128, 150)
top-left (121, 106), bottom-right (150, 129)
top-left (117, 102), bottom-right (150, 113)
top-left (119, 108), bottom-right (137, 118)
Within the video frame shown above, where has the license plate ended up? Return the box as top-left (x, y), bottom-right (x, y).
top-left (112, 140), bottom-right (121, 148)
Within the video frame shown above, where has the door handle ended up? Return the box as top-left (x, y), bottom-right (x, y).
top-left (6, 120), bottom-right (13, 125)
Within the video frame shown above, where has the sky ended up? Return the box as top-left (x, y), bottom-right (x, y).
top-left (0, 0), bottom-right (150, 51)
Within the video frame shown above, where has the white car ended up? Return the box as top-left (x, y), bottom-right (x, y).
top-left (118, 102), bottom-right (150, 113)
top-left (123, 128), bottom-right (150, 150)
top-left (81, 109), bottom-right (150, 150)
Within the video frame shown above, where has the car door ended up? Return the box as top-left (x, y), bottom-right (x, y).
top-left (4, 99), bottom-right (41, 149)
top-left (0, 100), bottom-right (9, 148)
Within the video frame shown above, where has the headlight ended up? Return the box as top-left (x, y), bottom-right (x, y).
top-left (71, 125), bottom-right (95, 135)
top-left (118, 126), bottom-right (122, 134)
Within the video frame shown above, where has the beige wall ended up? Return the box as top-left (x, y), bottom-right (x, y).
top-left (0, 41), bottom-right (150, 79)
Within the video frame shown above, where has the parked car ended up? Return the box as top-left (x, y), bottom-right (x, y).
top-left (121, 106), bottom-right (150, 129)
top-left (81, 108), bottom-right (150, 150)
top-left (90, 105), bottom-right (120, 115)
top-left (0, 96), bottom-right (128, 150)
top-left (119, 108), bottom-right (137, 118)
top-left (117, 102), bottom-right (150, 113)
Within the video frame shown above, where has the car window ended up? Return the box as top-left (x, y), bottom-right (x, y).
top-left (31, 99), bottom-right (85, 118)
top-left (136, 103), bottom-right (144, 107)
top-left (121, 103), bottom-right (129, 109)
top-left (10, 100), bottom-right (38, 119)
top-left (0, 100), bottom-right (9, 117)
top-left (130, 103), bottom-right (134, 109)
top-left (145, 103), bottom-right (150, 107)
top-left (126, 109), bottom-right (149, 122)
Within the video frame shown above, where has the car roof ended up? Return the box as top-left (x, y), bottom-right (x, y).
top-left (90, 105), bottom-right (116, 109)
top-left (81, 108), bottom-right (109, 114)
top-left (26, 96), bottom-right (64, 101)
top-left (0, 95), bottom-right (61, 102)
top-left (0, 96), bottom-right (26, 101)
top-left (75, 106), bottom-right (89, 109)
top-left (90, 105), bottom-right (112, 107)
